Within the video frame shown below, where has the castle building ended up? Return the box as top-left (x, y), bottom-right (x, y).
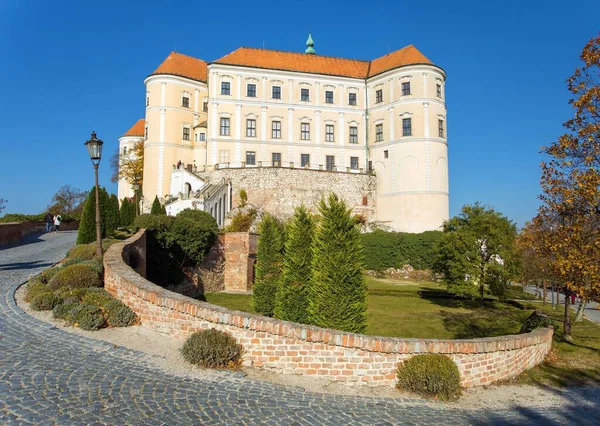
top-left (119, 34), bottom-right (449, 233)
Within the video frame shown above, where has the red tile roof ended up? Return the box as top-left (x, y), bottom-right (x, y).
top-left (150, 52), bottom-right (208, 82)
top-left (122, 119), bottom-right (145, 137)
top-left (211, 45), bottom-right (434, 79)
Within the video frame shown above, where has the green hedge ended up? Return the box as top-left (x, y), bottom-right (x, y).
top-left (396, 354), bottom-right (461, 400)
top-left (361, 230), bottom-right (442, 271)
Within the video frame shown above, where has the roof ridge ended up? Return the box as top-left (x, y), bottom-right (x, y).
top-left (218, 46), bottom-right (371, 63)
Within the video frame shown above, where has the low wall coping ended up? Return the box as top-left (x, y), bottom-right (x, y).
top-left (104, 230), bottom-right (553, 355)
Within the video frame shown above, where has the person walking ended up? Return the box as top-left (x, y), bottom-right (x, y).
top-left (53, 214), bottom-right (62, 233)
top-left (44, 211), bottom-right (53, 233)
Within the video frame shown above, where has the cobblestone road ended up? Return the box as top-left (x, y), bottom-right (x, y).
top-left (1, 231), bottom-right (599, 425)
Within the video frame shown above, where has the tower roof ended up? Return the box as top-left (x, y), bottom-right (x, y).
top-left (122, 119), bottom-right (145, 137)
top-left (305, 32), bottom-right (315, 55)
top-left (149, 52), bottom-right (208, 82)
top-left (369, 45), bottom-right (432, 77)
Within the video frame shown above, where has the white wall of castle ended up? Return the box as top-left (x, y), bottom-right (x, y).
top-left (117, 135), bottom-right (143, 203)
top-left (139, 61), bottom-right (448, 233)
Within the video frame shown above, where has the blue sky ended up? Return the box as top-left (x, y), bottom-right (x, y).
top-left (0, 0), bottom-right (598, 227)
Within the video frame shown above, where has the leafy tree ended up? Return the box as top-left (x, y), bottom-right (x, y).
top-left (150, 196), bottom-right (163, 215)
top-left (534, 33), bottom-right (600, 338)
top-left (47, 185), bottom-right (87, 219)
top-left (112, 140), bottom-right (144, 186)
top-left (308, 194), bottom-right (367, 333)
top-left (239, 189), bottom-right (248, 207)
top-left (253, 215), bottom-right (285, 316)
top-left (274, 205), bottom-right (315, 323)
top-left (77, 186), bottom-right (110, 245)
top-left (119, 198), bottom-right (135, 227)
top-left (433, 203), bottom-right (518, 302)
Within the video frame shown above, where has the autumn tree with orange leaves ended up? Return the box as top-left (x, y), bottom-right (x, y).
top-left (533, 33), bottom-right (600, 339)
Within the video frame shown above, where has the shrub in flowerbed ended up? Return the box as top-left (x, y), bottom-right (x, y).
top-left (70, 303), bottom-right (105, 331)
top-left (67, 244), bottom-right (97, 262)
top-left (181, 329), bottom-right (243, 368)
top-left (52, 300), bottom-right (80, 320)
top-left (81, 288), bottom-right (113, 307)
top-left (104, 299), bottom-right (137, 327)
top-left (48, 263), bottom-right (102, 290)
top-left (520, 310), bottom-right (557, 334)
top-left (38, 267), bottom-right (60, 284)
top-left (25, 280), bottom-right (51, 302)
top-left (396, 354), bottom-right (461, 401)
top-left (30, 293), bottom-right (63, 311)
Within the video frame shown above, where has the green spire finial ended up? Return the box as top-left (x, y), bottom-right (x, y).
top-left (305, 32), bottom-right (315, 55)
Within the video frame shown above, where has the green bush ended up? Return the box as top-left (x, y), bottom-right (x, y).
top-left (253, 215), bottom-right (285, 316)
top-left (25, 281), bottom-right (51, 302)
top-left (239, 189), bottom-right (248, 207)
top-left (150, 196), bottom-right (164, 215)
top-left (181, 329), bottom-right (243, 368)
top-left (30, 293), bottom-right (62, 311)
top-left (104, 299), bottom-right (137, 327)
top-left (396, 354), bottom-right (461, 401)
top-left (105, 193), bottom-right (120, 235)
top-left (170, 217), bottom-right (216, 265)
top-left (224, 209), bottom-right (256, 232)
top-left (176, 209), bottom-right (219, 233)
top-left (39, 268), bottom-right (60, 284)
top-left (119, 198), bottom-right (135, 227)
top-left (48, 263), bottom-right (102, 290)
top-left (52, 301), bottom-right (80, 320)
top-left (520, 310), bottom-right (557, 333)
top-left (77, 186), bottom-right (110, 244)
top-left (56, 287), bottom-right (90, 300)
top-left (361, 230), bottom-right (443, 271)
top-left (71, 304), bottom-right (105, 331)
top-left (0, 212), bottom-right (45, 223)
top-left (81, 288), bottom-right (113, 307)
top-left (67, 244), bottom-right (97, 261)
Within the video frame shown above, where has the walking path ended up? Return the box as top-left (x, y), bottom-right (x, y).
top-left (1, 231), bottom-right (599, 424)
top-left (524, 285), bottom-right (600, 324)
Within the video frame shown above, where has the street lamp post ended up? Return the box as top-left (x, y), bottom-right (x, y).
top-left (85, 131), bottom-right (104, 257)
top-left (132, 183), bottom-right (140, 216)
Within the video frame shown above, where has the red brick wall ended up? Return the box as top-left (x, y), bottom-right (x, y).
top-left (104, 230), bottom-right (553, 387)
top-left (223, 232), bottom-right (257, 292)
top-left (0, 222), bottom-right (45, 246)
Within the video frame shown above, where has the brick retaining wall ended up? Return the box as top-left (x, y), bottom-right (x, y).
top-left (104, 230), bottom-right (553, 387)
top-left (0, 222), bottom-right (45, 246)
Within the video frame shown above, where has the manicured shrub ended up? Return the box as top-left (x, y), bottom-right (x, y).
top-left (56, 287), bottom-right (90, 300)
top-left (81, 288), bottom-right (113, 307)
top-left (150, 196), bottom-right (164, 215)
top-left (71, 304), bottom-right (105, 331)
top-left (119, 198), bottom-right (135, 227)
top-left (104, 299), bottom-right (137, 327)
top-left (176, 209), bottom-right (219, 234)
top-left (275, 205), bottom-right (314, 323)
top-left (181, 329), bottom-right (243, 368)
top-left (396, 354), bottom-right (461, 401)
top-left (48, 263), bottom-right (102, 290)
top-left (170, 217), bottom-right (217, 265)
top-left (77, 186), bottom-right (110, 244)
top-left (30, 293), bottom-right (62, 311)
top-left (253, 215), bottom-right (285, 316)
top-left (52, 301), bottom-right (80, 320)
top-left (67, 244), bottom-right (97, 261)
top-left (39, 267), bottom-right (60, 284)
top-left (25, 281), bottom-right (50, 302)
top-left (520, 310), bottom-right (557, 333)
top-left (308, 194), bottom-right (367, 333)
top-left (105, 193), bottom-right (120, 235)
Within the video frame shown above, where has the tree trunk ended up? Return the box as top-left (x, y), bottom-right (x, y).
top-left (542, 279), bottom-right (547, 306)
top-left (575, 298), bottom-right (587, 322)
top-left (564, 289), bottom-right (572, 340)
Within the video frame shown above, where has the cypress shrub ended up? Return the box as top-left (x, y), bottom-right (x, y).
top-left (181, 329), bottom-right (243, 368)
top-left (396, 354), bottom-right (461, 401)
top-left (119, 198), bottom-right (135, 227)
top-left (308, 194), bottom-right (367, 333)
top-left (253, 215), bottom-right (285, 316)
top-left (150, 196), bottom-right (162, 215)
top-left (274, 205), bottom-right (314, 323)
top-left (77, 186), bottom-right (109, 244)
top-left (104, 193), bottom-right (120, 234)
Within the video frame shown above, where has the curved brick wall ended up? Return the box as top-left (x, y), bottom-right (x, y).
top-left (104, 230), bottom-right (553, 387)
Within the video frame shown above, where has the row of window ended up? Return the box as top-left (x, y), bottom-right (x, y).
top-left (374, 82), bottom-right (443, 104)
top-left (226, 151), bottom-right (360, 171)
top-left (373, 118), bottom-right (445, 141)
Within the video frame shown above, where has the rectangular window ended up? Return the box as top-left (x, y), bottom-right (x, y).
top-left (122, 146), bottom-right (128, 155)
top-left (221, 82), bottom-right (230, 95)
top-left (203, 101), bottom-right (208, 112)
top-left (384, 150), bottom-right (389, 159)
top-left (182, 127), bottom-right (190, 140)
top-left (301, 123), bottom-right (310, 140)
top-left (349, 93), bottom-right (357, 106)
top-left (402, 82), bottom-right (411, 96)
top-left (438, 119), bottom-right (444, 138)
top-left (219, 150), bottom-right (230, 163)
top-left (182, 96), bottom-right (190, 108)
top-left (246, 119), bottom-right (256, 137)
top-left (325, 90), bottom-right (334, 104)
top-left (376, 124), bottom-right (383, 142)
top-left (220, 118), bottom-right (230, 136)
top-left (246, 151), bottom-right (256, 165)
top-left (272, 86), bottom-right (281, 99)
top-left (349, 126), bottom-right (358, 144)
top-left (301, 88), bottom-right (310, 102)
top-left (403, 118), bottom-right (412, 136)
top-left (271, 121), bottom-right (281, 139)
top-left (375, 89), bottom-right (383, 103)
top-left (301, 153), bottom-right (310, 167)
top-left (436, 84), bottom-right (442, 98)
top-left (144, 126), bottom-right (148, 140)
top-left (326, 155), bottom-right (335, 171)
top-left (199, 132), bottom-right (206, 141)
top-left (350, 156), bottom-right (359, 170)
top-left (272, 152), bottom-right (281, 167)
top-left (247, 84), bottom-right (256, 98)
top-left (146, 97), bottom-right (149, 106)
top-left (325, 124), bottom-right (335, 142)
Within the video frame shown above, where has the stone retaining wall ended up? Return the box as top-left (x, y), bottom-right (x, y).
top-left (0, 222), bottom-right (45, 246)
top-left (104, 230), bottom-right (553, 388)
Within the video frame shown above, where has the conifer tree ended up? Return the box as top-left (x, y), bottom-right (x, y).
top-left (308, 194), bottom-right (367, 333)
top-left (274, 205), bottom-right (314, 323)
top-left (150, 196), bottom-right (162, 215)
top-left (104, 193), bottom-right (120, 234)
top-left (119, 198), bottom-right (135, 227)
top-left (77, 186), bottom-right (109, 244)
top-left (253, 215), bottom-right (285, 316)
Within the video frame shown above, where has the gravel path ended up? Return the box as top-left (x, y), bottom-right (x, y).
top-left (1, 232), bottom-right (600, 425)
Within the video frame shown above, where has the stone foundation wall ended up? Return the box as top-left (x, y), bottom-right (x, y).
top-left (199, 167), bottom-right (376, 222)
top-left (104, 230), bottom-right (553, 388)
top-left (0, 222), bottom-right (45, 246)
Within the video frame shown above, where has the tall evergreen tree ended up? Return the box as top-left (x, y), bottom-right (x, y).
top-left (253, 215), bottom-right (285, 316)
top-left (150, 196), bottom-right (162, 215)
top-left (119, 198), bottom-right (135, 227)
top-left (274, 205), bottom-right (315, 323)
top-left (308, 194), bottom-right (367, 333)
top-left (104, 193), bottom-right (120, 234)
top-left (77, 186), bottom-right (109, 244)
